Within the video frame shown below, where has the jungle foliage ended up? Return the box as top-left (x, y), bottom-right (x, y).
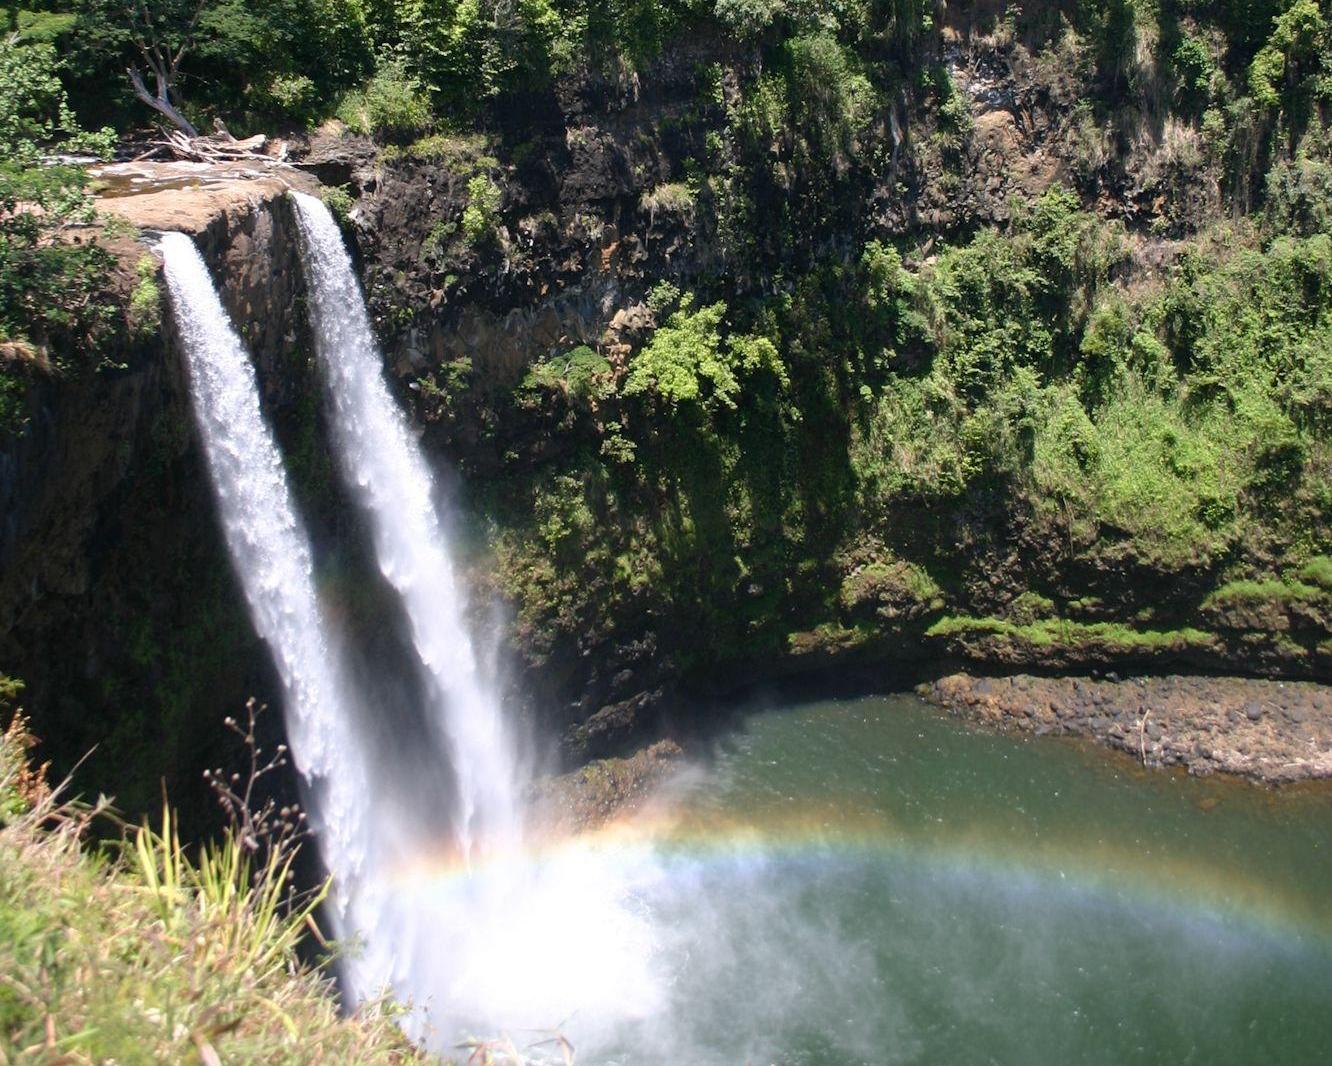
top-left (491, 170), bottom-right (1332, 676)
top-left (0, 23), bottom-right (115, 435)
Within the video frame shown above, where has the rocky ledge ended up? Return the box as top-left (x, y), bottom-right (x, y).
top-left (530, 739), bottom-right (686, 835)
top-left (920, 673), bottom-right (1332, 785)
top-left (93, 160), bottom-right (319, 236)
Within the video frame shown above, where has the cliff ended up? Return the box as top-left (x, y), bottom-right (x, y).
top-left (0, 169), bottom-right (327, 820)
top-left (2, 5), bottom-right (1331, 808)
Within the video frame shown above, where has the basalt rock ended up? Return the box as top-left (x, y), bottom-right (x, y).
top-left (922, 672), bottom-right (1332, 784)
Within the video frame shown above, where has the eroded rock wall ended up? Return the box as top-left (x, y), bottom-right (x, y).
top-left (0, 182), bottom-right (322, 822)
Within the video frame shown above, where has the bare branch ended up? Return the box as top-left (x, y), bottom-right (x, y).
top-left (171, 0), bottom-right (212, 74)
top-left (204, 699), bottom-right (308, 889)
top-left (127, 65), bottom-right (199, 138)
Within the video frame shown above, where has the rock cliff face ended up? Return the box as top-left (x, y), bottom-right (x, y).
top-left (2, 18), bottom-right (1329, 808)
top-left (316, 31), bottom-right (1328, 757)
top-left (0, 175), bottom-right (326, 820)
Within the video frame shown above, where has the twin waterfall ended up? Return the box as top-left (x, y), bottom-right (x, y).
top-left (159, 197), bottom-right (533, 1024)
top-left (290, 193), bottom-right (519, 854)
top-left (157, 233), bottom-right (369, 919)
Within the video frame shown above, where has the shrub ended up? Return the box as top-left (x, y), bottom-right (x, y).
top-left (336, 59), bottom-right (433, 138)
top-left (625, 295), bottom-right (787, 414)
top-left (127, 255), bottom-right (161, 340)
top-left (1171, 34), bottom-right (1216, 112)
top-left (320, 184), bottom-right (356, 225)
top-left (261, 73), bottom-right (318, 123)
top-left (521, 345), bottom-right (614, 406)
top-left (640, 181), bottom-right (696, 221)
top-left (1265, 153), bottom-right (1332, 237)
top-left (461, 174), bottom-right (503, 246)
top-left (715, 0), bottom-right (784, 37)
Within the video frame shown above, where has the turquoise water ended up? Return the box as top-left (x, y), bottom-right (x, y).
top-left (594, 693), bottom-right (1332, 1065)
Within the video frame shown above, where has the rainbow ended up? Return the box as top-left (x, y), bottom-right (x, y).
top-left (382, 792), bottom-right (1332, 950)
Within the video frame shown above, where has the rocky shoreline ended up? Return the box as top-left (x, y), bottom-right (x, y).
top-left (920, 673), bottom-right (1332, 785)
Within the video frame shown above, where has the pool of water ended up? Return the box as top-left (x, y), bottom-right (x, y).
top-left (404, 694), bottom-right (1332, 1065)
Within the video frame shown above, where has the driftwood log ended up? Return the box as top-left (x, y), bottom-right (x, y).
top-left (130, 131), bottom-right (288, 165)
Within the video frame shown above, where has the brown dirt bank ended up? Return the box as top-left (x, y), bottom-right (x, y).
top-left (920, 673), bottom-right (1332, 784)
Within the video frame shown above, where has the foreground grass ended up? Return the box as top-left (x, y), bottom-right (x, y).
top-left (0, 713), bottom-right (433, 1066)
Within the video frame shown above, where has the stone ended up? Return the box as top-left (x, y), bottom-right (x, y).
top-left (1245, 702), bottom-right (1264, 722)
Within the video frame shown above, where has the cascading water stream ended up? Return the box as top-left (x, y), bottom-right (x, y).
top-left (289, 195), bottom-right (663, 1045)
top-left (158, 231), bottom-right (370, 935)
top-left (290, 192), bottom-right (519, 855)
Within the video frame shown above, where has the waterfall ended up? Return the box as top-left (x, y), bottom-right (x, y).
top-left (290, 192), bottom-right (519, 854)
top-left (158, 232), bottom-right (369, 932)
top-left (167, 213), bottom-right (659, 1048)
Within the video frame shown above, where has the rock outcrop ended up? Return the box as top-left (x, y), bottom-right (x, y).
top-left (0, 166), bottom-right (324, 822)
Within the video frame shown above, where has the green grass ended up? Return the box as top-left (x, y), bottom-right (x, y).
top-left (0, 713), bottom-right (433, 1065)
top-left (380, 133), bottom-right (495, 167)
top-left (926, 615), bottom-right (1217, 652)
top-left (1202, 579), bottom-right (1325, 609)
top-left (1298, 556), bottom-right (1332, 590)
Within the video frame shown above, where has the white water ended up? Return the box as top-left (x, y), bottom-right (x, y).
top-left (291, 192), bottom-right (519, 855)
top-left (169, 206), bottom-right (663, 1048)
top-left (158, 232), bottom-right (369, 927)
top-left (288, 196), bottom-right (665, 1049)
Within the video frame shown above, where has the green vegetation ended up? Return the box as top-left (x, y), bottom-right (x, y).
top-left (127, 255), bottom-right (161, 339)
top-left (925, 616), bottom-right (1219, 654)
top-left (0, 22), bottom-right (116, 436)
top-left (623, 293), bottom-right (786, 413)
top-left (486, 167), bottom-right (1332, 685)
top-left (335, 58), bottom-right (433, 138)
top-left (461, 174), bottom-right (503, 246)
top-left (1300, 556), bottom-right (1332, 589)
top-left (0, 694), bottom-right (432, 1064)
top-left (1202, 578), bottom-right (1325, 608)
top-left (7, 2), bottom-right (1330, 1051)
top-left (7, 0), bottom-right (1332, 772)
top-left (320, 183), bottom-right (356, 224)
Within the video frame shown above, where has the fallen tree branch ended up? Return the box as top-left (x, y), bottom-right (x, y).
top-left (127, 66), bottom-right (198, 138)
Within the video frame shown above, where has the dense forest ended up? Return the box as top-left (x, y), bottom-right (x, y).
top-left (3, 0), bottom-right (1332, 765)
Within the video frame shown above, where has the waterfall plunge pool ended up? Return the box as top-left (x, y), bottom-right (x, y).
top-left (393, 693), bottom-right (1332, 1065)
top-left (163, 209), bottom-right (1327, 1063)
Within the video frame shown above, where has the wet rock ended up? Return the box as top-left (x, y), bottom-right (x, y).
top-left (919, 673), bottom-right (1332, 785)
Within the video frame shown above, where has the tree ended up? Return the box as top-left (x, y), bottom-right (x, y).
top-left (122, 0), bottom-right (209, 136)
top-left (69, 0), bottom-right (374, 133)
top-left (0, 34), bottom-right (115, 432)
top-left (71, 0), bottom-right (221, 136)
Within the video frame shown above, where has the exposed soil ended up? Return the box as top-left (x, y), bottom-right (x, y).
top-left (920, 673), bottom-right (1332, 785)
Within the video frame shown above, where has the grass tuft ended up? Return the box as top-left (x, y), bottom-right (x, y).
top-left (1298, 556), bottom-right (1332, 591)
top-left (0, 708), bottom-right (433, 1065)
top-left (926, 615), bottom-right (1216, 652)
